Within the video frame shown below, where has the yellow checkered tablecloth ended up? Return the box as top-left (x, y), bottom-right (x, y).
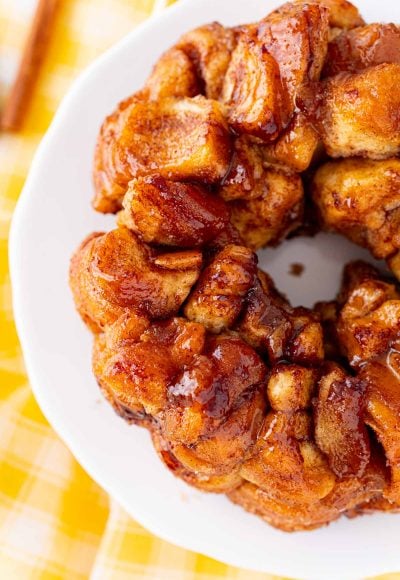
top-left (0, 1), bottom-right (400, 579)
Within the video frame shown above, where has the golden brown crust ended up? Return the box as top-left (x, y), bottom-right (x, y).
top-left (323, 23), bottom-right (400, 77)
top-left (145, 47), bottom-right (201, 100)
top-left (228, 165), bottom-right (304, 250)
top-left (184, 245), bottom-right (257, 332)
top-left (228, 468), bottom-right (383, 532)
top-left (294, 0), bottom-right (364, 30)
top-left (69, 227), bottom-right (202, 329)
top-left (176, 22), bottom-right (237, 100)
top-left (222, 27), bottom-right (289, 142)
top-left (317, 64), bottom-right (400, 159)
top-left (93, 94), bottom-right (232, 213)
top-left (312, 158), bottom-right (400, 261)
top-left (261, 111), bottom-right (322, 172)
top-left (314, 363), bottom-right (371, 478)
top-left (70, 232), bottom-right (124, 333)
top-left (120, 176), bottom-right (230, 248)
top-left (348, 495), bottom-right (400, 516)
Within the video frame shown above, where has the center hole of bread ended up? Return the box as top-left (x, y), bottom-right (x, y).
top-left (258, 232), bottom-right (387, 309)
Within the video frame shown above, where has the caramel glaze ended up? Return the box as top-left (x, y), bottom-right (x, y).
top-left (323, 23), bottom-right (400, 77)
top-left (314, 365), bottom-right (371, 478)
top-left (337, 263), bottom-right (400, 504)
top-left (120, 175), bottom-right (230, 248)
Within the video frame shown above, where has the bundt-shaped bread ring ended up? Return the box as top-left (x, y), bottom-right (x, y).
top-left (71, 0), bottom-right (400, 532)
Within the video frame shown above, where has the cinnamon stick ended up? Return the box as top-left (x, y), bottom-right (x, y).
top-left (1, 0), bottom-right (59, 131)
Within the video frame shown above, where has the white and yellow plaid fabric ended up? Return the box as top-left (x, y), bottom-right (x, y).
top-left (0, 1), bottom-right (399, 578)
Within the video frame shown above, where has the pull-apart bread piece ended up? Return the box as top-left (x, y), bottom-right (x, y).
top-left (256, 2), bottom-right (329, 107)
top-left (174, 23), bottom-right (237, 100)
top-left (261, 108), bottom-right (323, 173)
top-left (220, 137), bottom-right (304, 250)
top-left (145, 22), bottom-right (237, 100)
top-left (184, 245), bottom-right (258, 333)
top-left (222, 1), bottom-right (329, 169)
top-left (337, 263), bottom-right (400, 505)
top-left (69, 226), bottom-right (202, 331)
top-left (227, 165), bottom-right (304, 250)
top-left (218, 136), bottom-right (267, 203)
top-left (243, 0), bottom-right (365, 171)
top-left (317, 63), bottom-right (400, 159)
top-left (144, 47), bottom-right (201, 100)
top-left (120, 176), bottom-right (230, 248)
top-left (235, 271), bottom-right (324, 365)
top-left (324, 23), bottom-right (400, 77)
top-left (158, 333), bottom-right (267, 491)
top-left (295, 0), bottom-right (364, 31)
top-left (312, 158), bottom-right (400, 275)
top-left (93, 94), bottom-right (231, 213)
top-left (314, 363), bottom-right (371, 479)
top-left (221, 26), bottom-right (289, 142)
top-left (256, 1), bottom-right (330, 170)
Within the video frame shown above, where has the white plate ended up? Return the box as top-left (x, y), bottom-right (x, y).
top-left (9, 1), bottom-right (400, 578)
